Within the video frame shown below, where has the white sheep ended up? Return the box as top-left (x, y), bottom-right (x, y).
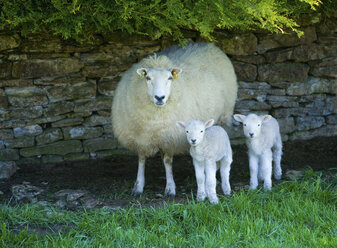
top-left (233, 114), bottom-right (282, 190)
top-left (112, 43), bottom-right (237, 196)
top-left (176, 119), bottom-right (233, 204)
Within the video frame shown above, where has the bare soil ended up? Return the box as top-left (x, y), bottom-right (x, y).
top-left (0, 136), bottom-right (336, 209)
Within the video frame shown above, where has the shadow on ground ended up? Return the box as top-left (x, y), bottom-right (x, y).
top-left (0, 136), bottom-right (336, 209)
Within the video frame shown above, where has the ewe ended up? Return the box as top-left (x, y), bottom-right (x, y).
top-left (112, 43), bottom-right (237, 196)
top-left (177, 119), bottom-right (232, 204)
top-left (233, 114), bottom-right (282, 190)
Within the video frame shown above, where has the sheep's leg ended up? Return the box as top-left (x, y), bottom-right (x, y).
top-left (205, 160), bottom-right (218, 204)
top-left (193, 159), bottom-right (206, 201)
top-left (249, 154), bottom-right (259, 190)
top-left (131, 155), bottom-right (146, 196)
top-left (273, 140), bottom-right (282, 180)
top-left (163, 154), bottom-right (176, 197)
top-left (261, 150), bottom-right (273, 190)
top-left (220, 156), bottom-right (232, 195)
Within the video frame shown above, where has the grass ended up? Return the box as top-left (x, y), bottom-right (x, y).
top-left (0, 171), bottom-right (336, 248)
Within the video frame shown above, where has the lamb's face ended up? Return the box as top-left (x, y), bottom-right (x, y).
top-left (234, 114), bottom-right (271, 139)
top-left (176, 119), bottom-right (214, 146)
top-left (137, 68), bottom-right (182, 107)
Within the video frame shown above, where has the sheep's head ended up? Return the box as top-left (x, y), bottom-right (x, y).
top-left (137, 67), bottom-right (182, 107)
top-left (176, 119), bottom-right (214, 146)
top-left (234, 114), bottom-right (271, 139)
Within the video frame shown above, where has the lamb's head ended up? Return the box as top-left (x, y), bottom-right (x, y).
top-left (234, 114), bottom-right (272, 139)
top-left (137, 67), bottom-right (182, 107)
top-left (176, 119), bottom-right (214, 146)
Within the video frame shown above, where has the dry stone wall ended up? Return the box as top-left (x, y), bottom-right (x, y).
top-left (0, 19), bottom-right (336, 165)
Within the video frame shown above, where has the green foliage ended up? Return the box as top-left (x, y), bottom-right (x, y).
top-left (0, 0), bottom-right (333, 43)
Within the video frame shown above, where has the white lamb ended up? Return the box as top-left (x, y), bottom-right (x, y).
top-left (233, 114), bottom-right (282, 190)
top-left (176, 119), bottom-right (232, 204)
top-left (112, 43), bottom-right (237, 196)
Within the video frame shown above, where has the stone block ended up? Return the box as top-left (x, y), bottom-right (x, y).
top-left (97, 76), bottom-right (120, 96)
top-left (36, 128), bottom-right (63, 145)
top-left (0, 34), bottom-right (21, 51)
top-left (10, 106), bottom-right (43, 119)
top-left (0, 161), bottom-right (18, 179)
top-left (258, 63), bottom-right (309, 83)
top-left (46, 81), bottom-right (96, 102)
top-left (20, 140), bottom-right (83, 157)
top-left (44, 101), bottom-right (74, 117)
top-left (257, 26), bottom-right (317, 53)
top-left (233, 62), bottom-right (257, 81)
top-left (74, 96), bottom-right (112, 113)
top-left (0, 149), bottom-right (19, 161)
top-left (62, 126), bottom-right (103, 140)
top-left (238, 81), bottom-right (270, 90)
top-left (81, 64), bottom-right (119, 78)
top-left (327, 115), bottom-right (337, 124)
top-left (0, 62), bottom-right (12, 79)
top-left (42, 155), bottom-right (64, 164)
top-left (295, 116), bottom-right (325, 131)
top-left (287, 82), bottom-right (308, 96)
top-left (84, 115), bottom-right (111, 126)
top-left (0, 129), bottom-right (14, 140)
top-left (12, 58), bottom-right (84, 78)
top-left (307, 77), bottom-right (336, 94)
top-left (64, 153), bottom-right (89, 161)
top-left (278, 117), bottom-right (296, 134)
top-left (234, 100), bottom-right (271, 111)
top-left (52, 118), bottom-right (84, 128)
top-left (5, 87), bottom-right (48, 107)
top-left (0, 79), bottom-right (33, 87)
top-left (216, 33), bottom-right (257, 55)
top-left (4, 136), bottom-right (35, 148)
top-left (14, 125), bottom-right (43, 138)
top-left (264, 48), bottom-right (293, 63)
top-left (292, 44), bottom-right (337, 62)
top-left (306, 99), bottom-right (333, 116)
top-left (311, 57), bottom-right (337, 78)
top-left (232, 55), bottom-right (265, 64)
top-left (273, 108), bottom-right (308, 118)
top-left (289, 125), bottom-right (337, 141)
top-left (267, 96), bottom-right (299, 108)
top-left (83, 137), bottom-right (118, 153)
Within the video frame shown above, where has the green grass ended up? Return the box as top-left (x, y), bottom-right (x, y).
top-left (1, 172), bottom-right (336, 248)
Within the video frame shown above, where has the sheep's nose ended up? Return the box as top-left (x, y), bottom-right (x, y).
top-left (249, 133), bottom-right (254, 138)
top-left (155, 95), bottom-right (165, 101)
top-left (191, 139), bottom-right (196, 143)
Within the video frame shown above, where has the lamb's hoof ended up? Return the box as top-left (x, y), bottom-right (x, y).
top-left (274, 174), bottom-right (282, 180)
top-left (197, 192), bottom-right (206, 202)
top-left (208, 196), bottom-right (219, 204)
top-left (223, 190), bottom-right (231, 196)
top-left (164, 188), bottom-right (176, 198)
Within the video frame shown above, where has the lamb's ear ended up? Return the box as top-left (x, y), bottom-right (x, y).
top-left (137, 68), bottom-right (147, 79)
top-left (233, 114), bottom-right (246, 123)
top-left (171, 68), bottom-right (182, 79)
top-left (261, 115), bottom-right (272, 123)
top-left (176, 121), bottom-right (186, 129)
top-left (204, 119), bottom-right (214, 129)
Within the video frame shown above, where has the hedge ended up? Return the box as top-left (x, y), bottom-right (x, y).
top-left (0, 0), bottom-right (336, 43)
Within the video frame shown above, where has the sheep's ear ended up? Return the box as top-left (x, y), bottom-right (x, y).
top-left (171, 68), bottom-right (182, 79)
top-left (233, 114), bottom-right (246, 123)
top-left (204, 119), bottom-right (214, 129)
top-left (137, 68), bottom-right (147, 79)
top-left (261, 115), bottom-right (272, 123)
top-left (176, 121), bottom-right (186, 129)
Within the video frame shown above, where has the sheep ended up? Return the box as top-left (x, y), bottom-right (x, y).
top-left (112, 43), bottom-right (237, 196)
top-left (176, 119), bottom-right (233, 204)
top-left (233, 114), bottom-right (282, 190)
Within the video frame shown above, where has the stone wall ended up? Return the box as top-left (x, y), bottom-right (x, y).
top-left (0, 18), bottom-right (336, 165)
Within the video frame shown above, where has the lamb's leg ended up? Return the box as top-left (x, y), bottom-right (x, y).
top-left (131, 155), bottom-right (146, 196)
top-left (249, 154), bottom-right (259, 190)
top-left (193, 159), bottom-right (206, 201)
top-left (220, 156), bottom-right (232, 195)
top-left (273, 139), bottom-right (282, 180)
top-left (163, 154), bottom-right (176, 197)
top-left (261, 150), bottom-right (273, 190)
top-left (205, 160), bottom-right (218, 204)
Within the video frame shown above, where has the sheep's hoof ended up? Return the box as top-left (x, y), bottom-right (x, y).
top-left (208, 196), bottom-right (219, 204)
top-left (131, 188), bottom-right (143, 197)
top-left (164, 189), bottom-right (176, 198)
top-left (274, 174), bottom-right (282, 180)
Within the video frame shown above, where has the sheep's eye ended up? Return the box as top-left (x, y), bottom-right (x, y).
top-left (200, 130), bottom-right (203, 133)
top-left (186, 131), bottom-right (189, 133)
top-left (146, 76), bottom-right (151, 80)
top-left (168, 77), bottom-right (173, 80)
top-left (258, 124), bottom-right (261, 127)
top-left (244, 124), bottom-right (246, 126)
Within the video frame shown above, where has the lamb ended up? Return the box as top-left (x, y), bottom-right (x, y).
top-left (233, 114), bottom-right (282, 190)
top-left (176, 119), bottom-right (233, 204)
top-left (111, 43), bottom-right (237, 196)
